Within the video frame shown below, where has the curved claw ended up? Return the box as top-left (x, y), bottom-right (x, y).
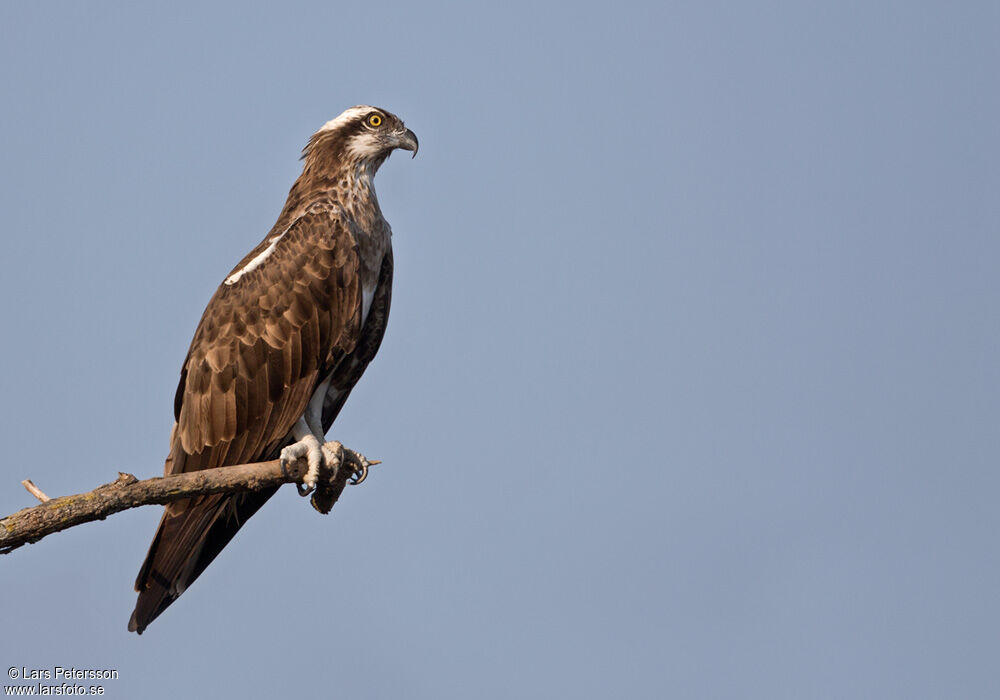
top-left (296, 482), bottom-right (315, 497)
top-left (349, 458), bottom-right (380, 486)
top-left (349, 462), bottom-right (368, 486)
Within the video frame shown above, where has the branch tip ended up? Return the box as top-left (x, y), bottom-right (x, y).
top-left (21, 480), bottom-right (51, 503)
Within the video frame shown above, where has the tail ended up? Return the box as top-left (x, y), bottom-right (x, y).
top-left (128, 488), bottom-right (277, 634)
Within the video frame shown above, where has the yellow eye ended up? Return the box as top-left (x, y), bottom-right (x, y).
top-left (367, 114), bottom-right (382, 127)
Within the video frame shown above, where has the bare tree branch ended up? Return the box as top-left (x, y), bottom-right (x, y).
top-left (0, 442), bottom-right (377, 555)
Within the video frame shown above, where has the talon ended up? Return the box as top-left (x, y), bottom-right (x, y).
top-left (350, 457), bottom-right (379, 485)
top-left (281, 437), bottom-right (322, 497)
top-left (322, 442), bottom-right (343, 472)
top-left (350, 462), bottom-right (368, 486)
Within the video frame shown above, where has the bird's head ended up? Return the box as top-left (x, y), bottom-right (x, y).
top-left (302, 105), bottom-right (418, 173)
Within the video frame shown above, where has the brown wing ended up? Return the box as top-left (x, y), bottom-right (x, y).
top-left (129, 208), bottom-right (365, 633)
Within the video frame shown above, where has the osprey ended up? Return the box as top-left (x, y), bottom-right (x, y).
top-left (128, 106), bottom-right (417, 634)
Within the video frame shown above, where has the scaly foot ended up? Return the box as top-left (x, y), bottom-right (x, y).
top-left (280, 435), bottom-right (343, 496)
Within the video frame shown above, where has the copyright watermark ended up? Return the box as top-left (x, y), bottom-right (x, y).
top-left (5, 668), bottom-right (118, 696)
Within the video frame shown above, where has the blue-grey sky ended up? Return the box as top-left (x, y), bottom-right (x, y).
top-left (1, 1), bottom-right (998, 698)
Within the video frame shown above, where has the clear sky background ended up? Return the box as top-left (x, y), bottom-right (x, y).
top-left (1, 2), bottom-right (998, 698)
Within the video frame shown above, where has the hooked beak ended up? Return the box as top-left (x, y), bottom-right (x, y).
top-left (395, 128), bottom-right (419, 158)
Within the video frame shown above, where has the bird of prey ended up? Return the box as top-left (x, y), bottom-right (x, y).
top-left (128, 106), bottom-right (417, 634)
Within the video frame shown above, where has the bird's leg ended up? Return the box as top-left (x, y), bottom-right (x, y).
top-left (302, 407), bottom-right (367, 486)
top-left (281, 418), bottom-right (342, 496)
top-left (306, 412), bottom-right (346, 489)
